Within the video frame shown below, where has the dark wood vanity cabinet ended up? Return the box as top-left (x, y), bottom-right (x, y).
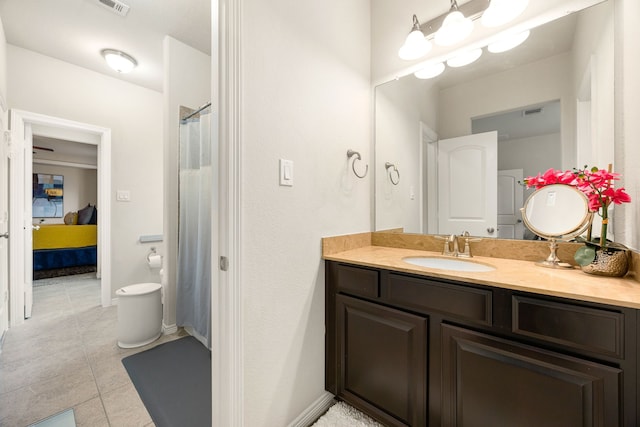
top-left (336, 295), bottom-right (427, 426)
top-left (325, 261), bottom-right (638, 427)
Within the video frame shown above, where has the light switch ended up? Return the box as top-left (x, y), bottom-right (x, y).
top-left (116, 190), bottom-right (131, 202)
top-left (279, 159), bottom-right (293, 186)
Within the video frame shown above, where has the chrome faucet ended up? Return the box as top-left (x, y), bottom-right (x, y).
top-left (449, 234), bottom-right (459, 256)
top-left (437, 232), bottom-right (481, 257)
top-left (439, 234), bottom-right (460, 257)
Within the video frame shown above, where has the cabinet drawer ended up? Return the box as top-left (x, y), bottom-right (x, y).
top-left (513, 296), bottom-right (624, 358)
top-left (386, 274), bottom-right (492, 326)
top-left (336, 264), bottom-right (380, 298)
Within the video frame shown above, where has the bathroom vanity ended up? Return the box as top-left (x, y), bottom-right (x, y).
top-left (323, 234), bottom-right (640, 426)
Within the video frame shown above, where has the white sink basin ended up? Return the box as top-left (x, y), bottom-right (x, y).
top-left (402, 256), bottom-right (495, 272)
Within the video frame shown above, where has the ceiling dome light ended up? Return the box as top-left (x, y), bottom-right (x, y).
top-left (488, 30), bottom-right (531, 53)
top-left (481, 0), bottom-right (529, 28)
top-left (398, 15), bottom-right (432, 60)
top-left (434, 1), bottom-right (474, 47)
top-left (446, 48), bottom-right (483, 68)
top-left (101, 49), bottom-right (137, 73)
top-left (414, 62), bottom-right (446, 80)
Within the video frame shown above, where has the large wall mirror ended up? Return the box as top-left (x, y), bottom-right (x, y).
top-left (374, 0), bottom-right (614, 240)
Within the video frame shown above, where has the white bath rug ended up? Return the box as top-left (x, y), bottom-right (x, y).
top-left (311, 401), bottom-right (384, 427)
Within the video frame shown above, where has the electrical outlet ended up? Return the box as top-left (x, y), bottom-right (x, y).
top-left (116, 190), bottom-right (131, 202)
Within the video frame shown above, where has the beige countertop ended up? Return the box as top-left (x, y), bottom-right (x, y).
top-left (323, 243), bottom-right (640, 310)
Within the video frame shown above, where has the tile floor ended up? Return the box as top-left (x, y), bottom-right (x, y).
top-left (0, 274), bottom-right (186, 427)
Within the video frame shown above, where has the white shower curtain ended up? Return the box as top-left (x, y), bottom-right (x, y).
top-left (177, 111), bottom-right (212, 347)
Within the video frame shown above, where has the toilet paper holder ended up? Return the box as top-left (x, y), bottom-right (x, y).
top-left (147, 247), bottom-right (163, 269)
top-left (147, 247), bottom-right (158, 261)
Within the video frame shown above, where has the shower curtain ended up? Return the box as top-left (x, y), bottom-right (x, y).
top-left (177, 110), bottom-right (212, 347)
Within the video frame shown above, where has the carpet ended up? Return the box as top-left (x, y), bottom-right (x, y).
top-left (311, 402), bottom-right (383, 427)
top-left (122, 336), bottom-right (211, 427)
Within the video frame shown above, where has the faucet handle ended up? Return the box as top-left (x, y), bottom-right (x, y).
top-left (458, 232), bottom-right (482, 258)
top-left (434, 235), bottom-right (453, 255)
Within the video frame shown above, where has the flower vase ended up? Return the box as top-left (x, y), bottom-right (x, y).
top-left (580, 247), bottom-right (629, 277)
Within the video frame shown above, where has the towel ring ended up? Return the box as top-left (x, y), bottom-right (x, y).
top-left (385, 162), bottom-right (400, 185)
top-left (347, 149), bottom-right (368, 179)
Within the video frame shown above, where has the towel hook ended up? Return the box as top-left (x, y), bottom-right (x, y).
top-left (385, 162), bottom-right (400, 185)
top-left (347, 149), bottom-right (368, 179)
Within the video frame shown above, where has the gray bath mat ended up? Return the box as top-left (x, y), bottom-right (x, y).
top-left (122, 336), bottom-right (211, 427)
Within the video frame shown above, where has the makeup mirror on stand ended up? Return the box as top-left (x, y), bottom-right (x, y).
top-left (521, 184), bottom-right (593, 268)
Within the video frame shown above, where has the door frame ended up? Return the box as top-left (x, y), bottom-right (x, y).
top-left (9, 110), bottom-right (111, 326)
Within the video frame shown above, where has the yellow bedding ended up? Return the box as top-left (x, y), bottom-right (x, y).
top-left (33, 224), bottom-right (97, 250)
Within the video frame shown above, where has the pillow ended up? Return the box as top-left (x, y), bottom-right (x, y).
top-left (63, 211), bottom-right (78, 225)
top-left (77, 204), bottom-right (95, 225)
top-left (89, 206), bottom-right (97, 225)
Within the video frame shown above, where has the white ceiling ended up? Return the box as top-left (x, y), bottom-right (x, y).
top-left (0, 0), bottom-right (211, 93)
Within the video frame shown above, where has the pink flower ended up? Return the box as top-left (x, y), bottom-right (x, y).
top-left (603, 187), bottom-right (632, 205)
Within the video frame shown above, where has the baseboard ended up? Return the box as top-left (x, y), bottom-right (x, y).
top-left (163, 322), bottom-right (178, 334)
top-left (287, 391), bottom-right (335, 427)
top-left (111, 298), bottom-right (118, 306)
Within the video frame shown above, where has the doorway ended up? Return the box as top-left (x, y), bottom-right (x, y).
top-left (8, 110), bottom-right (112, 326)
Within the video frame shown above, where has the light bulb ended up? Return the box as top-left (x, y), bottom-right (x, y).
top-left (102, 49), bottom-right (137, 73)
top-left (434, 10), bottom-right (474, 46)
top-left (398, 15), bottom-right (432, 61)
top-left (481, 0), bottom-right (529, 28)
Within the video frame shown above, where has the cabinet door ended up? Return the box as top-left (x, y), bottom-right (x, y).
top-left (337, 294), bottom-right (427, 426)
top-left (441, 324), bottom-right (622, 427)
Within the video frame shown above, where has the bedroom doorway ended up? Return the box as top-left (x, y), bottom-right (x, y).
top-left (8, 110), bottom-right (112, 326)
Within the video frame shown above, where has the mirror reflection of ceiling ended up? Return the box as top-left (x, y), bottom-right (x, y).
top-left (433, 14), bottom-right (577, 89)
top-left (472, 100), bottom-right (561, 141)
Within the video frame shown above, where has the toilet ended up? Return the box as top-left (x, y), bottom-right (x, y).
top-left (116, 282), bottom-right (163, 348)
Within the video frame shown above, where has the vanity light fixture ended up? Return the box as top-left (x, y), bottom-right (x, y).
top-left (101, 49), bottom-right (137, 73)
top-left (446, 48), bottom-right (483, 67)
top-left (398, 15), bottom-right (432, 60)
top-left (414, 62), bottom-right (446, 79)
top-left (487, 30), bottom-right (530, 53)
top-left (481, 0), bottom-right (529, 28)
top-left (434, 0), bottom-right (474, 47)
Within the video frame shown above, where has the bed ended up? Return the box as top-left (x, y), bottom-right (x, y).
top-left (33, 224), bottom-right (98, 279)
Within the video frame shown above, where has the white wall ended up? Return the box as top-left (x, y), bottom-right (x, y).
top-left (499, 132), bottom-right (561, 199)
top-left (32, 164), bottom-right (97, 224)
top-left (7, 45), bottom-right (163, 296)
top-left (375, 77), bottom-right (437, 233)
top-left (616, 0), bottom-right (640, 250)
top-left (438, 53), bottom-right (573, 141)
top-left (240, 0), bottom-right (371, 425)
top-left (572, 0), bottom-right (615, 169)
top-left (162, 36), bottom-right (211, 331)
top-left (0, 16), bottom-right (8, 339)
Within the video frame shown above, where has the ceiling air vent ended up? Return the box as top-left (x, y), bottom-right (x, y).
top-left (95, 0), bottom-right (130, 16)
top-left (522, 107), bottom-right (543, 117)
